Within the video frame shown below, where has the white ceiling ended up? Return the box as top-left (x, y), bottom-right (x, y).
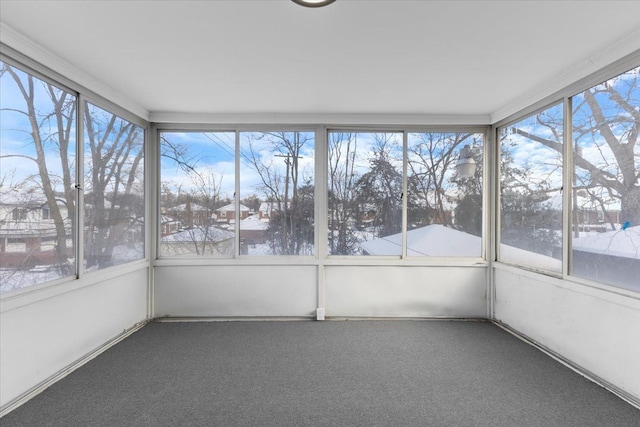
top-left (1, 0), bottom-right (640, 123)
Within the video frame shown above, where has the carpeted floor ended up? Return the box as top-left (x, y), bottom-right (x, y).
top-left (2, 320), bottom-right (639, 426)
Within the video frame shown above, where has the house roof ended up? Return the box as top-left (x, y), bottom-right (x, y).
top-left (217, 203), bottom-right (250, 212)
top-left (167, 203), bottom-right (209, 212)
top-left (239, 214), bottom-right (269, 231)
top-left (573, 226), bottom-right (640, 259)
top-left (359, 224), bottom-right (481, 257)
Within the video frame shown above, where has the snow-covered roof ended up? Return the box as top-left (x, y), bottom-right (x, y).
top-left (217, 203), bottom-right (250, 212)
top-left (0, 188), bottom-right (70, 209)
top-left (572, 226), bottom-right (640, 259)
top-left (239, 214), bottom-right (269, 231)
top-left (259, 201), bottom-right (289, 214)
top-left (359, 224), bottom-right (481, 257)
top-left (160, 215), bottom-right (180, 224)
top-left (167, 203), bottom-right (209, 212)
top-left (361, 222), bottom-right (640, 263)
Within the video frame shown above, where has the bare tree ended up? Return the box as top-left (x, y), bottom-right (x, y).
top-left (407, 132), bottom-right (477, 228)
top-left (83, 103), bottom-right (144, 268)
top-left (245, 132), bottom-right (314, 255)
top-left (1, 62), bottom-right (145, 274)
top-left (1, 63), bottom-right (76, 274)
top-left (514, 67), bottom-right (639, 228)
top-left (353, 134), bottom-right (403, 237)
top-left (159, 133), bottom-right (233, 256)
top-left (328, 132), bottom-right (360, 255)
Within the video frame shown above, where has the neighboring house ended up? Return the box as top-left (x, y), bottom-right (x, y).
top-left (0, 190), bottom-right (72, 268)
top-left (160, 215), bottom-right (181, 236)
top-left (258, 201), bottom-right (290, 220)
top-left (238, 214), bottom-right (270, 245)
top-left (166, 202), bottom-right (211, 227)
top-left (215, 203), bottom-right (250, 223)
top-left (549, 192), bottom-right (621, 232)
top-left (359, 224), bottom-right (481, 257)
top-left (574, 209), bottom-right (620, 232)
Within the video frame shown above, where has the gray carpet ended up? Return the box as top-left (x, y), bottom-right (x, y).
top-left (2, 320), bottom-right (639, 426)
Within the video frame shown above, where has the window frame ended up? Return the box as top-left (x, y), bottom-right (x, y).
top-left (0, 48), bottom-right (150, 299)
top-left (154, 124), bottom-right (489, 265)
top-left (496, 100), bottom-right (565, 275)
top-left (492, 54), bottom-right (640, 297)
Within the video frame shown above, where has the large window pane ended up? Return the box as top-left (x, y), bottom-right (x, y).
top-left (84, 102), bottom-right (144, 270)
top-left (499, 104), bottom-right (563, 271)
top-left (159, 132), bottom-right (235, 257)
top-left (0, 61), bottom-right (76, 293)
top-left (328, 132), bottom-right (403, 256)
top-left (406, 132), bottom-right (484, 257)
top-left (240, 131), bottom-right (315, 255)
top-left (571, 67), bottom-right (640, 292)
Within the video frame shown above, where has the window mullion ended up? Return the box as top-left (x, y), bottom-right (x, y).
top-left (77, 96), bottom-right (86, 279)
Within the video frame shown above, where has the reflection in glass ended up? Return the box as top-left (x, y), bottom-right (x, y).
top-left (499, 104), bottom-right (563, 272)
top-left (84, 102), bottom-right (144, 270)
top-left (571, 67), bottom-right (640, 292)
top-left (0, 61), bottom-right (77, 292)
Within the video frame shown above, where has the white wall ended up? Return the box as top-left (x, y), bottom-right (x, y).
top-left (325, 266), bottom-right (486, 318)
top-left (493, 264), bottom-right (640, 404)
top-left (154, 265), bottom-right (318, 317)
top-left (154, 264), bottom-right (487, 319)
top-left (0, 266), bottom-right (149, 409)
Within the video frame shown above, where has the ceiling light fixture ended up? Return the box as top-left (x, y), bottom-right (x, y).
top-left (291, 0), bottom-right (336, 8)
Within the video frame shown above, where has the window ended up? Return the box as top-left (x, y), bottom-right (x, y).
top-left (499, 103), bottom-right (564, 272)
top-left (407, 132), bottom-right (484, 257)
top-left (159, 131), bottom-right (235, 257)
top-left (160, 130), bottom-right (316, 258)
top-left (570, 66), bottom-right (640, 292)
top-left (11, 208), bottom-right (28, 221)
top-left (240, 131), bottom-right (315, 256)
top-left (328, 132), bottom-right (403, 256)
top-left (0, 61), bottom-right (76, 292)
top-left (328, 131), bottom-right (484, 257)
top-left (84, 102), bottom-right (144, 270)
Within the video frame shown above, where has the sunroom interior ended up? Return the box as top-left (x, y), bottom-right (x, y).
top-left (1, 0), bottom-right (639, 419)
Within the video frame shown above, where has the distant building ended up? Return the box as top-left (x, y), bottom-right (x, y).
top-left (238, 214), bottom-right (270, 245)
top-left (258, 201), bottom-right (289, 220)
top-left (0, 190), bottom-right (72, 268)
top-left (215, 203), bottom-right (250, 223)
top-left (166, 202), bottom-right (211, 227)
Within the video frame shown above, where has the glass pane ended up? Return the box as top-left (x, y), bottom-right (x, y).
top-left (159, 132), bottom-right (235, 257)
top-left (571, 67), bottom-right (640, 292)
top-left (84, 102), bottom-right (144, 270)
top-left (499, 104), bottom-right (563, 271)
top-left (240, 131), bottom-right (315, 255)
top-left (407, 132), bottom-right (484, 257)
top-left (0, 61), bottom-right (76, 293)
top-left (328, 132), bottom-right (403, 256)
